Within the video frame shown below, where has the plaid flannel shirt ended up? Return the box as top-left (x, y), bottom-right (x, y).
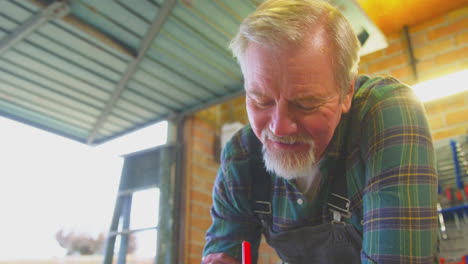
top-left (203, 76), bottom-right (438, 263)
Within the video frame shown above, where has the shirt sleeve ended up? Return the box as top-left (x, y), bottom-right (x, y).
top-left (359, 78), bottom-right (438, 263)
top-left (202, 141), bottom-right (263, 262)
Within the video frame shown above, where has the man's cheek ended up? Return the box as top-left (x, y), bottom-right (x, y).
top-left (247, 108), bottom-right (265, 127)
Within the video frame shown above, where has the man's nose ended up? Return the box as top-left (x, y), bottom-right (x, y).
top-left (269, 105), bottom-right (297, 137)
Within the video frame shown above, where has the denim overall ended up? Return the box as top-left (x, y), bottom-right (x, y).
top-left (252, 159), bottom-right (362, 264)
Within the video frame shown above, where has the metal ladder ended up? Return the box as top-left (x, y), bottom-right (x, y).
top-left (102, 145), bottom-right (177, 264)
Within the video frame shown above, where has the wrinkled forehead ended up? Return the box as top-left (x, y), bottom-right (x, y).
top-left (241, 26), bottom-right (332, 66)
top-left (240, 31), bottom-right (340, 98)
top-left (241, 32), bottom-right (333, 76)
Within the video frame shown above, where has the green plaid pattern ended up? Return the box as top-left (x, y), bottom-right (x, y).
top-left (203, 76), bottom-right (438, 263)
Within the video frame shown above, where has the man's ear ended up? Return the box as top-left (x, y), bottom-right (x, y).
top-left (341, 79), bottom-right (355, 113)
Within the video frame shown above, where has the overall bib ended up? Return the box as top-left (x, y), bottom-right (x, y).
top-left (252, 159), bottom-right (363, 264)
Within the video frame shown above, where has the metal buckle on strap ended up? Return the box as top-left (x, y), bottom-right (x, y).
top-left (327, 193), bottom-right (351, 222)
top-left (254, 201), bottom-right (271, 214)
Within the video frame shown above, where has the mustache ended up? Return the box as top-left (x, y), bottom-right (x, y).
top-left (261, 129), bottom-right (314, 144)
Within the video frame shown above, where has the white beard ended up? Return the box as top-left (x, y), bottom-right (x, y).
top-left (261, 129), bottom-right (318, 181)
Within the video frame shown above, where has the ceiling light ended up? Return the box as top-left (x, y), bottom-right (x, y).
top-left (412, 69), bottom-right (468, 102)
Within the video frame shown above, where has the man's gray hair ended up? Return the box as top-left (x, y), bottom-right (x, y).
top-left (230, 0), bottom-right (361, 97)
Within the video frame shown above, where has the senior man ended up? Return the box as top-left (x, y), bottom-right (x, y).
top-left (203, 0), bottom-right (438, 263)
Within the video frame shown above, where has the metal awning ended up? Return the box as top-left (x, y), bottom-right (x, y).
top-left (0, 0), bottom-right (250, 145)
top-left (0, 0), bottom-right (385, 145)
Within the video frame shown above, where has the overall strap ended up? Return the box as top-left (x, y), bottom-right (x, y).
top-left (326, 158), bottom-right (352, 222)
top-left (252, 160), bottom-right (272, 227)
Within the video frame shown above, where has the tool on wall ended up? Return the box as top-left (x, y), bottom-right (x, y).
top-left (437, 202), bottom-right (448, 240)
top-left (450, 140), bottom-right (468, 224)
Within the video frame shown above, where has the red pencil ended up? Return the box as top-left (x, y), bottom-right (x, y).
top-left (242, 241), bottom-right (251, 264)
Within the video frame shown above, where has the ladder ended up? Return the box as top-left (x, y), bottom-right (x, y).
top-left (102, 144), bottom-right (177, 264)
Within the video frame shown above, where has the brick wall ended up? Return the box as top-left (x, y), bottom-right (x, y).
top-left (359, 6), bottom-right (467, 84)
top-left (358, 6), bottom-right (468, 141)
top-left (183, 107), bottom-right (221, 264)
top-left (425, 92), bottom-right (468, 140)
top-left (183, 6), bottom-right (467, 263)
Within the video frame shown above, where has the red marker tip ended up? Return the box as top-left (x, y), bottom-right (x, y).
top-left (242, 241), bottom-right (251, 264)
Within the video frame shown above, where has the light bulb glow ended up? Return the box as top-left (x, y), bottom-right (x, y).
top-left (412, 70), bottom-right (468, 102)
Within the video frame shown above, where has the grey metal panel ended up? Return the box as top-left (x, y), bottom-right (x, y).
top-left (132, 69), bottom-right (200, 107)
top-left (115, 98), bottom-right (159, 120)
top-left (0, 59), bottom-right (106, 109)
top-left (96, 114), bottom-right (164, 142)
top-left (2, 50), bottom-right (111, 101)
top-left (186, 1), bottom-right (242, 39)
top-left (4, 11), bottom-right (125, 84)
top-left (114, 0), bottom-right (159, 23)
top-left (217, 0), bottom-right (258, 19)
top-left (134, 67), bottom-right (206, 106)
top-left (180, 85), bottom-right (245, 116)
top-left (75, 0), bottom-right (152, 38)
top-left (126, 80), bottom-right (181, 110)
top-left (0, 1), bottom-right (69, 55)
top-left (2, 1), bottom-right (38, 24)
top-left (8, 0), bottom-right (42, 13)
top-left (26, 33), bottom-right (122, 82)
top-left (160, 17), bottom-right (239, 73)
top-left (121, 89), bottom-right (171, 115)
top-left (0, 80), bottom-right (95, 127)
top-left (151, 35), bottom-right (240, 92)
top-left (0, 96), bottom-right (110, 136)
top-left (95, 122), bottom-right (125, 139)
top-left (13, 41), bottom-right (116, 92)
top-left (0, 100), bottom-right (88, 139)
top-left (94, 128), bottom-right (115, 142)
top-left (111, 107), bottom-right (146, 124)
top-left (101, 115), bottom-right (133, 131)
top-left (153, 33), bottom-right (239, 82)
top-left (69, 0), bottom-right (142, 50)
top-left (1, 0), bottom-right (253, 144)
top-left (39, 22), bottom-right (130, 71)
top-left (170, 5), bottom-right (231, 52)
top-left (174, 2), bottom-right (232, 40)
top-left (147, 50), bottom-right (233, 96)
top-left (2, 10), bottom-right (23, 30)
top-left (96, 123), bottom-right (121, 136)
top-left (93, 118), bottom-right (168, 145)
top-left (48, 19), bottom-right (134, 62)
top-left (139, 57), bottom-right (216, 99)
top-left (0, 68), bottom-right (99, 120)
top-left (115, 96), bottom-right (163, 120)
top-left (101, 116), bottom-right (134, 132)
top-left (86, 0), bottom-right (177, 144)
top-left (0, 81), bottom-right (95, 131)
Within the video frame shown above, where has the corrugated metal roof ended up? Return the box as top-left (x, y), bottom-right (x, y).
top-left (0, 0), bottom-right (249, 144)
top-left (0, 0), bottom-right (384, 145)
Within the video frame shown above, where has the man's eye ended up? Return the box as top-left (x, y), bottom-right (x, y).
top-left (295, 103), bottom-right (319, 111)
top-left (256, 101), bottom-right (274, 108)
